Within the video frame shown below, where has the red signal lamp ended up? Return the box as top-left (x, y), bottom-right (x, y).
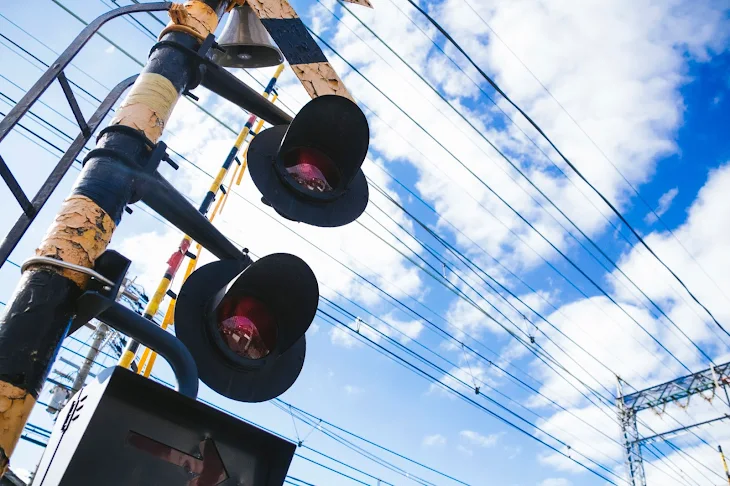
top-left (247, 95), bottom-right (369, 228)
top-left (216, 294), bottom-right (276, 359)
top-left (175, 254), bottom-right (318, 402)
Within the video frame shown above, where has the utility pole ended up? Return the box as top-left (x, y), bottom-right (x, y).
top-left (0, 0), bottom-right (233, 475)
top-left (619, 362), bottom-right (730, 485)
top-left (617, 376), bottom-right (647, 486)
top-left (70, 323), bottom-right (110, 393)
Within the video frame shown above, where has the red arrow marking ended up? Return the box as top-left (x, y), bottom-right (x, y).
top-left (127, 431), bottom-right (228, 486)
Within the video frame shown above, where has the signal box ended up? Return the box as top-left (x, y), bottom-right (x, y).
top-left (34, 367), bottom-right (295, 486)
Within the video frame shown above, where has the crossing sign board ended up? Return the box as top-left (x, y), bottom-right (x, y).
top-left (34, 367), bottom-right (295, 486)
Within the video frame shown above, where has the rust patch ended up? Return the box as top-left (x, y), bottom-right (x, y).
top-left (291, 62), bottom-right (353, 100)
top-left (0, 381), bottom-right (35, 472)
top-left (35, 195), bottom-right (115, 288)
top-left (169, 1), bottom-right (219, 37)
top-left (245, 0), bottom-right (297, 19)
top-left (110, 73), bottom-right (179, 142)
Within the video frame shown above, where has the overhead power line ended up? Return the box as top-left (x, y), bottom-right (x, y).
top-left (326, 0), bottom-right (716, 372)
top-left (307, 27), bottom-right (695, 375)
top-left (457, 0), bottom-right (730, 309)
top-left (398, 0), bottom-right (730, 338)
top-left (317, 307), bottom-right (624, 485)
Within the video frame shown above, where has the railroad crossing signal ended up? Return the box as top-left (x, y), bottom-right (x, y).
top-left (175, 254), bottom-right (318, 402)
top-left (248, 95), bottom-right (370, 227)
top-left (0, 0), bottom-right (373, 480)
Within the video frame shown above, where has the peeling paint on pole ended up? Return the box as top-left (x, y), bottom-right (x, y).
top-left (169, 1), bottom-right (220, 37)
top-left (291, 63), bottom-right (352, 100)
top-left (245, 0), bottom-right (354, 100)
top-left (110, 73), bottom-right (179, 142)
top-left (0, 383), bottom-right (35, 475)
top-left (33, 196), bottom-right (115, 287)
top-left (0, 0), bottom-right (231, 476)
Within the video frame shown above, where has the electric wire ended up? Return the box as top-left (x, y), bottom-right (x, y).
top-left (362, 193), bottom-right (625, 403)
top-left (369, 0), bottom-right (730, 351)
top-left (7, 86), bottom-right (704, 482)
top-left (0, 32), bottom-right (104, 105)
top-left (367, 180), bottom-right (621, 382)
top-left (276, 398), bottom-right (470, 486)
top-left (363, 183), bottom-right (729, 480)
top-left (364, 159), bottom-right (730, 470)
top-left (316, 308), bottom-right (623, 485)
top-left (0, 13), bottom-right (110, 93)
top-left (221, 192), bottom-right (625, 426)
top-left (397, 0), bottom-right (730, 339)
top-left (458, 0), bottom-right (730, 308)
top-left (4, 10), bottom-right (716, 478)
top-left (323, 0), bottom-right (717, 368)
top-left (319, 295), bottom-right (630, 473)
top-left (299, 447), bottom-right (395, 486)
top-left (0, 73), bottom-right (87, 130)
top-left (227, 202), bottom-right (663, 479)
top-left (271, 401), bottom-right (436, 486)
top-left (219, 182), bottom-right (682, 478)
top-left (307, 27), bottom-right (695, 376)
top-left (318, 305), bottom-right (721, 486)
top-left (293, 454), bottom-right (370, 486)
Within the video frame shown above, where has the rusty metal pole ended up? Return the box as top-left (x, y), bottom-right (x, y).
top-left (0, 0), bottom-right (232, 476)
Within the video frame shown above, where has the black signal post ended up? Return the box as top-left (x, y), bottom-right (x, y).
top-left (0, 0), bottom-right (374, 479)
top-left (0, 0), bottom-right (234, 475)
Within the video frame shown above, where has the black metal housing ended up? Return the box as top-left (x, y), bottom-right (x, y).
top-left (201, 63), bottom-right (292, 126)
top-left (247, 95), bottom-right (370, 228)
top-left (175, 254), bottom-right (318, 402)
top-left (34, 367), bottom-right (295, 486)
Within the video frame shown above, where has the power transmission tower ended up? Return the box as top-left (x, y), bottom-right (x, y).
top-left (617, 361), bottom-right (730, 485)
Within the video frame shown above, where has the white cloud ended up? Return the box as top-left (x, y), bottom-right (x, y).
top-left (329, 0), bottom-right (730, 282)
top-left (505, 445), bottom-right (522, 460)
top-left (329, 326), bottom-right (361, 349)
top-left (459, 430), bottom-right (502, 448)
top-left (343, 384), bottom-right (364, 395)
top-left (307, 321), bottom-right (321, 335)
top-left (381, 312), bottom-right (424, 342)
top-left (645, 187), bottom-right (679, 224)
top-left (422, 433), bottom-right (447, 447)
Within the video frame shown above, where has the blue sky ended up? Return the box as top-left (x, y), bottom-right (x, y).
top-left (2, 0), bottom-right (730, 485)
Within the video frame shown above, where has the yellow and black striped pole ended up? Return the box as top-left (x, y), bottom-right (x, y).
top-left (720, 445), bottom-right (730, 486)
top-left (245, 0), bottom-right (368, 101)
top-left (123, 64), bottom-right (285, 372)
